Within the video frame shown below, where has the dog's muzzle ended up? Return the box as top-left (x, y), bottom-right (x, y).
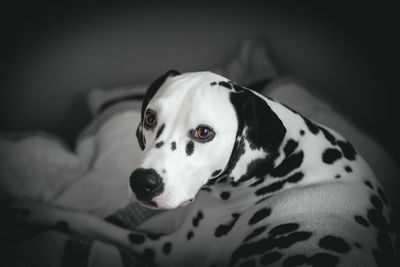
top-left (130, 168), bottom-right (164, 206)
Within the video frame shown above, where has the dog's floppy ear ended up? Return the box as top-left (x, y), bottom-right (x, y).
top-left (136, 70), bottom-right (180, 150)
top-left (224, 86), bottom-right (286, 182)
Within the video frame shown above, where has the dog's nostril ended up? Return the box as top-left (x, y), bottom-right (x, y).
top-left (143, 175), bottom-right (162, 192)
top-left (130, 168), bottom-right (163, 195)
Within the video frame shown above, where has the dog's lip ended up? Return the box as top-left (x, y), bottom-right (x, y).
top-left (140, 200), bottom-right (161, 209)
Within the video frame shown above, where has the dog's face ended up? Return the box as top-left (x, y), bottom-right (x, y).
top-left (130, 71), bottom-right (286, 209)
top-left (130, 71), bottom-right (238, 209)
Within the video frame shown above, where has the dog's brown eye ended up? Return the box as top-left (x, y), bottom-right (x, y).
top-left (192, 125), bottom-right (215, 142)
top-left (144, 110), bottom-right (157, 129)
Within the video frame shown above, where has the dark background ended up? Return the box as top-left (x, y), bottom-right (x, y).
top-left (0, 2), bottom-right (399, 165)
top-left (0, 1), bottom-right (399, 262)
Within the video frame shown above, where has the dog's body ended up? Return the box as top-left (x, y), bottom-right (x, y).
top-left (9, 71), bottom-right (396, 266)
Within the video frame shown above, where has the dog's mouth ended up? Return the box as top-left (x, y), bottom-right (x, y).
top-left (140, 199), bottom-right (163, 210)
top-left (137, 196), bottom-right (194, 210)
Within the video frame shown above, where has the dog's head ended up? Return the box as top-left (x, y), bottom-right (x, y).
top-left (130, 71), bottom-right (286, 209)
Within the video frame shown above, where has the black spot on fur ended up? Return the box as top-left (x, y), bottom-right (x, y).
top-left (256, 180), bottom-right (285, 195)
top-left (192, 211), bottom-right (204, 227)
top-left (364, 180), bottom-right (374, 189)
top-left (299, 129), bottom-right (305, 136)
top-left (302, 116), bottom-right (319, 134)
top-left (250, 177), bottom-right (265, 187)
top-left (255, 195), bottom-right (272, 205)
top-left (370, 195), bottom-right (384, 212)
top-left (283, 253), bottom-right (340, 267)
top-left (283, 139), bottom-right (298, 157)
top-left (219, 81), bottom-right (232, 89)
top-left (211, 169), bottom-right (222, 177)
top-left (282, 255), bottom-right (308, 266)
top-left (186, 141), bottom-right (194, 156)
top-left (210, 81), bottom-right (217, 86)
top-left (335, 174), bottom-right (341, 179)
top-left (192, 218), bottom-right (199, 227)
top-left (260, 251), bottom-right (282, 265)
top-left (201, 187), bottom-right (212, 192)
top-left (187, 231), bottom-right (194, 240)
top-left (319, 126), bottom-right (337, 145)
top-left (128, 233), bottom-right (145, 244)
top-left (354, 215), bottom-right (370, 227)
top-left (256, 171), bottom-right (303, 196)
top-left (309, 253), bottom-right (340, 267)
top-left (337, 140), bottom-right (357, 161)
top-left (215, 214), bottom-right (240, 237)
top-left (367, 207), bottom-right (388, 231)
top-left (197, 211), bottom-right (204, 220)
top-left (286, 171), bottom-right (304, 183)
top-left (244, 226), bottom-right (267, 242)
top-left (171, 141), bottom-right (176, 151)
top-left (269, 223), bottom-right (300, 236)
top-left (147, 233), bottom-right (161, 240)
top-left (377, 188), bottom-right (388, 206)
top-left (220, 191), bottom-right (231, 200)
top-left (155, 141), bottom-right (164, 148)
top-left (270, 151), bottom-right (304, 177)
top-left (229, 240), bottom-right (264, 265)
top-left (207, 178), bottom-right (217, 186)
top-left (319, 235), bottom-right (351, 253)
top-left (344, 165), bottom-right (353, 173)
top-left (322, 148), bottom-right (342, 164)
top-left (156, 124), bottom-right (165, 140)
top-left (163, 242), bottom-right (172, 255)
top-left (238, 155), bottom-right (277, 182)
top-left (231, 181), bottom-right (240, 187)
top-left (230, 230), bottom-right (312, 266)
top-left (373, 227), bottom-right (395, 266)
top-left (275, 231), bottom-right (313, 249)
top-left (249, 208), bottom-right (271, 225)
top-left (225, 138), bottom-right (246, 178)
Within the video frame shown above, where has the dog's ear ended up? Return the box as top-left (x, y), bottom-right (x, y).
top-left (141, 69), bottom-right (180, 118)
top-left (136, 70), bottom-right (180, 150)
top-left (136, 123), bottom-right (146, 150)
top-left (225, 86), bottom-right (286, 182)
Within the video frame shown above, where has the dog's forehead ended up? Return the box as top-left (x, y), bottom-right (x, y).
top-left (151, 71), bottom-right (232, 112)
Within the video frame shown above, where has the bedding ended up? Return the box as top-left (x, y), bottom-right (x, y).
top-left (1, 40), bottom-right (398, 266)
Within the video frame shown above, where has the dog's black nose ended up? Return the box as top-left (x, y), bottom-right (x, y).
top-left (130, 168), bottom-right (164, 200)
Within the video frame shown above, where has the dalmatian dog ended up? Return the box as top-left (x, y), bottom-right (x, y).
top-left (7, 71), bottom-right (396, 266)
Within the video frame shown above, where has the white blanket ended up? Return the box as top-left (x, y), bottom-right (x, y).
top-left (0, 101), bottom-right (144, 218)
